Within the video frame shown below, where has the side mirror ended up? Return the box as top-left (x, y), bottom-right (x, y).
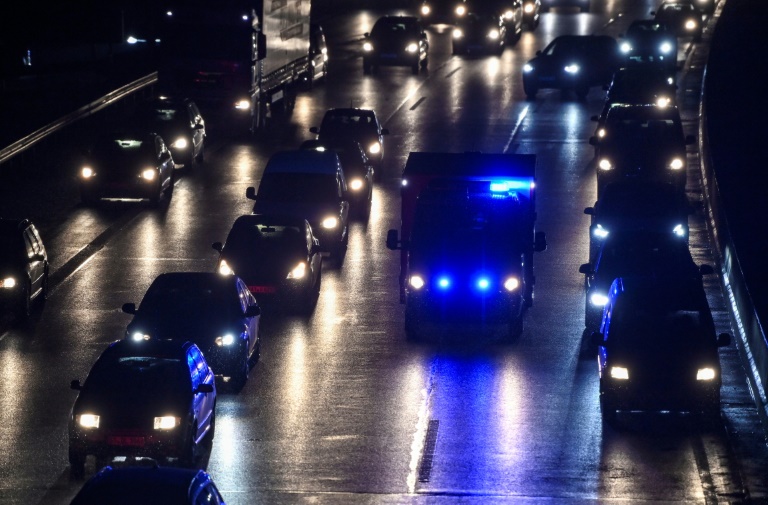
top-left (245, 305), bottom-right (261, 318)
top-left (212, 241), bottom-right (223, 252)
top-left (590, 115), bottom-right (599, 122)
top-left (590, 331), bottom-right (604, 347)
top-left (578, 263), bottom-right (592, 275)
top-left (246, 187), bottom-right (257, 200)
top-left (584, 207), bottom-right (594, 215)
top-left (30, 253), bottom-right (46, 262)
top-left (309, 126), bottom-right (319, 134)
top-left (122, 303), bottom-right (137, 315)
top-left (70, 379), bottom-right (82, 391)
top-left (381, 128), bottom-right (390, 135)
top-left (717, 332), bottom-right (731, 347)
top-left (195, 383), bottom-right (215, 394)
top-left (386, 229), bottom-right (400, 250)
top-left (194, 124), bottom-right (204, 130)
top-left (699, 264), bottom-right (715, 275)
top-left (685, 134), bottom-right (696, 145)
top-left (534, 231), bottom-right (547, 252)
top-left (588, 136), bottom-right (598, 146)
top-left (310, 243), bottom-right (321, 254)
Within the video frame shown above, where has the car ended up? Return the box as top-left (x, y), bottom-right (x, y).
top-left (598, 63), bottom-right (678, 121)
top-left (521, 0), bottom-right (542, 29)
top-left (0, 218), bottom-right (48, 321)
top-left (129, 96), bottom-right (205, 169)
top-left (362, 16), bottom-right (429, 75)
top-left (68, 339), bottom-right (216, 479)
top-left (584, 180), bottom-right (692, 262)
top-left (652, 1), bottom-right (704, 41)
top-left (418, 0), bottom-right (467, 24)
top-left (452, 10), bottom-right (508, 55)
top-left (246, 150), bottom-right (350, 259)
top-left (300, 139), bottom-right (374, 217)
top-left (78, 131), bottom-right (175, 206)
top-left (692, 0), bottom-right (716, 14)
top-left (307, 23), bottom-right (329, 86)
top-left (482, 0), bottom-right (524, 39)
top-left (309, 108), bottom-right (389, 170)
top-left (579, 230), bottom-right (714, 330)
top-left (522, 35), bottom-right (621, 99)
top-left (121, 272), bottom-right (261, 389)
top-left (540, 0), bottom-right (590, 13)
top-left (589, 104), bottom-right (694, 196)
top-left (593, 276), bottom-right (731, 424)
top-left (213, 214), bottom-right (322, 310)
top-left (69, 464), bottom-right (226, 504)
top-left (619, 20), bottom-right (678, 70)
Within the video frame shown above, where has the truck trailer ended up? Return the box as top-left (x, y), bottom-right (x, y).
top-left (157, 0), bottom-right (311, 131)
top-left (386, 152), bottom-right (546, 340)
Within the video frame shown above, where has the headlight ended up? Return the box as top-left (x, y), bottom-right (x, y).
top-left (131, 332), bottom-right (151, 341)
top-left (171, 137), bottom-right (188, 149)
top-left (452, 28), bottom-right (463, 39)
top-left (409, 275), bottom-right (425, 290)
top-left (141, 168), bottom-right (157, 181)
top-left (455, 5), bottom-right (466, 16)
top-left (287, 262), bottom-right (307, 279)
top-left (524, 3), bottom-right (534, 14)
top-left (322, 217), bottom-right (338, 229)
top-left (620, 42), bottom-right (632, 54)
top-left (349, 179), bottom-right (364, 191)
top-left (77, 414), bottom-right (100, 429)
top-left (590, 292), bottom-right (609, 306)
top-left (368, 142), bottom-right (381, 154)
top-left (593, 224), bottom-right (609, 239)
top-left (215, 334), bottom-right (236, 346)
top-left (659, 41), bottom-right (673, 54)
top-left (218, 259), bottom-right (234, 276)
top-left (503, 277), bottom-right (520, 292)
top-left (673, 224), bottom-right (686, 237)
top-left (598, 158), bottom-right (613, 171)
top-left (0, 277), bottom-right (16, 289)
top-left (81, 167), bottom-right (94, 178)
top-left (685, 19), bottom-right (697, 30)
top-left (668, 158), bottom-right (684, 170)
top-left (564, 64), bottom-right (580, 74)
top-left (597, 128), bottom-right (606, 138)
top-left (504, 10), bottom-right (514, 19)
top-left (697, 368), bottom-right (716, 381)
top-left (234, 99), bottom-right (250, 110)
top-left (421, 4), bottom-right (431, 15)
top-left (153, 416), bottom-right (181, 430)
top-left (523, 63), bottom-right (534, 73)
top-left (406, 42), bottom-right (418, 53)
top-left (487, 29), bottom-right (500, 40)
top-left (363, 41), bottom-right (373, 52)
top-left (656, 96), bottom-right (671, 108)
top-left (610, 366), bottom-right (629, 380)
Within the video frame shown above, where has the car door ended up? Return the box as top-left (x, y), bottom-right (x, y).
top-left (23, 226), bottom-right (45, 295)
top-left (154, 136), bottom-right (173, 188)
top-left (187, 347), bottom-right (213, 442)
top-left (187, 101), bottom-right (204, 157)
top-left (236, 278), bottom-right (259, 355)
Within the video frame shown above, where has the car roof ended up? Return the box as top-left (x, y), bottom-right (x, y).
top-left (324, 108), bottom-right (376, 118)
top-left (263, 150), bottom-right (342, 175)
top-left (100, 338), bottom-right (195, 361)
top-left (0, 218), bottom-right (30, 235)
top-left (605, 103), bottom-right (680, 120)
top-left (599, 180), bottom-right (686, 202)
top-left (147, 271), bottom-right (238, 292)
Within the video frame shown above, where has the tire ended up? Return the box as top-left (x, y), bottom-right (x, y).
top-left (69, 448), bottom-right (86, 479)
top-left (16, 281), bottom-right (32, 321)
top-left (600, 395), bottom-right (618, 425)
top-left (363, 60), bottom-right (372, 74)
top-left (412, 62), bottom-right (419, 74)
top-left (231, 353), bottom-right (249, 391)
top-left (41, 270), bottom-right (49, 301)
top-left (523, 80), bottom-right (538, 99)
top-left (80, 191), bottom-right (97, 207)
top-left (195, 147), bottom-right (204, 164)
top-left (202, 411), bottom-right (215, 449)
top-left (404, 306), bottom-right (420, 341)
top-left (508, 316), bottom-right (524, 342)
top-left (179, 421), bottom-right (197, 467)
top-left (575, 85), bottom-right (589, 100)
top-left (420, 56), bottom-right (428, 69)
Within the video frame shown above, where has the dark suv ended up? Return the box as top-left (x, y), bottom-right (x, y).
top-left (0, 218), bottom-right (48, 320)
top-left (363, 16), bottom-right (429, 74)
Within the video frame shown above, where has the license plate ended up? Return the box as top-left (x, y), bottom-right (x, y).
top-left (107, 436), bottom-right (145, 447)
top-left (248, 285), bottom-right (277, 294)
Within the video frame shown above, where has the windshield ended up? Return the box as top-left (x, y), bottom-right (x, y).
top-left (84, 356), bottom-right (188, 396)
top-left (609, 307), bottom-right (711, 348)
top-left (139, 279), bottom-right (238, 320)
top-left (257, 173), bottom-right (339, 203)
top-left (371, 20), bottom-right (419, 39)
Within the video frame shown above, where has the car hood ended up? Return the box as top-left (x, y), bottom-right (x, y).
top-left (75, 386), bottom-right (190, 429)
top-left (126, 313), bottom-right (243, 350)
top-left (252, 201), bottom-right (340, 224)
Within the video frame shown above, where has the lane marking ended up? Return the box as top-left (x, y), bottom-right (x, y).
top-left (502, 105), bottom-right (530, 154)
top-left (406, 360), bottom-right (437, 494)
top-left (409, 97), bottom-right (427, 111)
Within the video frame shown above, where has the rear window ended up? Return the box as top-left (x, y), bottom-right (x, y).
top-left (257, 173), bottom-right (339, 203)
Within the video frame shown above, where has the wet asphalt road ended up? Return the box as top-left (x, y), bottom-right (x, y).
top-left (0, 0), bottom-right (767, 503)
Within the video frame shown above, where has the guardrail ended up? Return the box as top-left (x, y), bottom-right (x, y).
top-left (0, 71), bottom-right (157, 166)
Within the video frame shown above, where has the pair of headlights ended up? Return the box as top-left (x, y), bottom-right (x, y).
top-left (76, 414), bottom-right (182, 430)
top-left (609, 366), bottom-right (716, 381)
top-left (81, 167), bottom-right (158, 181)
top-left (597, 157), bottom-right (684, 171)
top-left (451, 29), bottom-right (501, 40)
top-left (591, 223), bottom-right (687, 240)
top-left (363, 42), bottom-right (419, 53)
top-left (218, 259), bottom-right (308, 280)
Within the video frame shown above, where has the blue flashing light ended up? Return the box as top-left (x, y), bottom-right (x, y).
top-left (437, 277), bottom-right (451, 289)
top-left (477, 277), bottom-right (490, 290)
top-left (489, 179), bottom-right (532, 193)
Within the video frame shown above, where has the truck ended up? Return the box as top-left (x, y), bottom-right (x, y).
top-left (386, 152), bottom-right (546, 340)
top-left (157, 0), bottom-right (312, 131)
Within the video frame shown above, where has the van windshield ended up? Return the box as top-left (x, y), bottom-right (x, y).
top-left (256, 173), bottom-right (339, 203)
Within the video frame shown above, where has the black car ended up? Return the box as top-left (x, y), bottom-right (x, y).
top-left (589, 104), bottom-right (694, 196)
top-left (584, 180), bottom-right (692, 261)
top-left (652, 1), bottom-right (704, 41)
top-left (579, 231), bottom-right (713, 330)
top-left (0, 218), bottom-right (48, 320)
top-left (452, 10), bottom-right (507, 55)
top-left (68, 340), bottom-right (216, 478)
top-left (309, 108), bottom-right (389, 170)
top-left (619, 20), bottom-right (678, 70)
top-left (521, 0), bottom-right (541, 28)
top-left (598, 63), bottom-right (677, 121)
top-left (419, 0), bottom-right (466, 24)
top-left (540, 0), bottom-right (589, 12)
top-left (300, 139), bottom-right (374, 217)
top-left (522, 35), bottom-right (621, 99)
top-left (363, 16), bottom-right (429, 75)
top-left (594, 276), bottom-right (731, 423)
top-left (213, 214), bottom-right (322, 310)
top-left (70, 465), bottom-right (226, 505)
top-left (307, 23), bottom-right (329, 86)
top-left (79, 131), bottom-right (175, 206)
top-left (130, 96), bottom-right (205, 169)
top-left (121, 272), bottom-right (261, 388)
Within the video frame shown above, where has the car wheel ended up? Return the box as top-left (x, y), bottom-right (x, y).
top-left (412, 62), bottom-right (419, 74)
top-left (524, 83), bottom-right (538, 100)
top-left (404, 306), bottom-right (420, 341)
top-left (232, 354), bottom-right (249, 391)
top-left (600, 395), bottom-right (618, 426)
top-left (420, 56), bottom-right (428, 69)
top-left (80, 190), bottom-right (97, 207)
top-left (68, 448), bottom-right (86, 479)
top-left (363, 61), bottom-right (372, 74)
top-left (575, 85), bottom-right (589, 100)
top-left (508, 316), bottom-right (524, 342)
top-left (202, 410), bottom-right (215, 449)
top-left (195, 146), bottom-right (204, 164)
top-left (16, 281), bottom-right (32, 321)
